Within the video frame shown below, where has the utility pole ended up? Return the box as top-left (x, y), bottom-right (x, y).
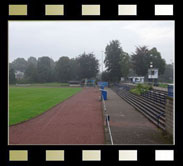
top-left (101, 51), bottom-right (104, 81)
top-left (150, 61), bottom-right (153, 85)
top-left (150, 54), bottom-right (153, 85)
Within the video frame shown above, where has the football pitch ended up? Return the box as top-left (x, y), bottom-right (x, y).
top-left (9, 86), bottom-right (81, 125)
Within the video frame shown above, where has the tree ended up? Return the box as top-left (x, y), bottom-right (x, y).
top-left (131, 46), bottom-right (149, 76)
top-left (159, 63), bottom-right (173, 83)
top-left (148, 47), bottom-right (166, 75)
top-left (70, 58), bottom-right (80, 80)
top-left (11, 58), bottom-right (28, 72)
top-left (120, 52), bottom-right (131, 79)
top-left (55, 56), bottom-right (72, 82)
top-left (24, 63), bottom-right (37, 83)
top-left (50, 58), bottom-right (56, 82)
top-left (104, 40), bottom-right (123, 82)
top-left (77, 53), bottom-right (99, 79)
top-left (9, 68), bottom-right (16, 84)
top-left (101, 71), bottom-right (110, 82)
top-left (27, 57), bottom-right (37, 66)
top-left (37, 57), bottom-right (53, 83)
top-left (131, 46), bottom-right (166, 76)
top-left (24, 57), bottom-right (38, 82)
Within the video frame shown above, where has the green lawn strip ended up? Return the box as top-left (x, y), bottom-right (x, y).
top-left (130, 88), bottom-right (142, 95)
top-left (10, 82), bottom-right (69, 88)
top-left (31, 82), bottom-right (69, 87)
top-left (130, 83), bottom-right (153, 96)
top-left (9, 87), bottom-right (81, 125)
top-left (158, 83), bottom-right (168, 88)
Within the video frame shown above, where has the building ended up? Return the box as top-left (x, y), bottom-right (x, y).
top-left (129, 76), bottom-right (144, 84)
top-left (148, 68), bottom-right (158, 80)
top-left (15, 71), bottom-right (24, 80)
top-left (68, 81), bottom-right (81, 87)
top-left (148, 68), bottom-right (159, 85)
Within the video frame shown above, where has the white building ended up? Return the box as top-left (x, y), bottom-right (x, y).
top-left (120, 77), bottom-right (125, 81)
top-left (129, 76), bottom-right (144, 84)
top-left (15, 71), bottom-right (24, 80)
top-left (148, 68), bottom-right (158, 79)
top-left (68, 81), bottom-right (81, 87)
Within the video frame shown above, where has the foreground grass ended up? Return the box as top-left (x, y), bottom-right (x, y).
top-left (9, 87), bottom-right (81, 125)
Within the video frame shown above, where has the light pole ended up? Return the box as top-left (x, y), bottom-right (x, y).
top-left (149, 54), bottom-right (153, 85)
top-left (101, 51), bottom-right (104, 81)
top-left (150, 61), bottom-right (153, 85)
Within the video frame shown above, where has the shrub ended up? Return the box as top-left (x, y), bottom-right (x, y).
top-left (130, 83), bottom-right (153, 95)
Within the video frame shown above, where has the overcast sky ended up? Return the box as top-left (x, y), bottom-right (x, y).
top-left (9, 21), bottom-right (174, 71)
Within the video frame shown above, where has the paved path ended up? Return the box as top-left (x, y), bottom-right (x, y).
top-left (9, 88), bottom-right (105, 145)
top-left (105, 88), bottom-right (170, 144)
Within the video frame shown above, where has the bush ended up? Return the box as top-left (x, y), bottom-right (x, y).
top-left (130, 83), bottom-right (153, 95)
top-left (130, 88), bottom-right (141, 95)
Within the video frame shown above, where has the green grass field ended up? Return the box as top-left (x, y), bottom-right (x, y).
top-left (9, 86), bottom-right (81, 126)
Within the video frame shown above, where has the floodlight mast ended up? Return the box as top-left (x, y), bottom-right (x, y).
top-left (101, 51), bottom-right (104, 81)
top-left (150, 61), bottom-right (153, 85)
top-left (149, 54), bottom-right (153, 85)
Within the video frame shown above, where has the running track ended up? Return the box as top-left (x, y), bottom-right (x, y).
top-left (9, 88), bottom-right (105, 145)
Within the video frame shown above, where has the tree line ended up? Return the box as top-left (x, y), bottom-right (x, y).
top-left (9, 53), bottom-right (99, 84)
top-left (9, 40), bottom-right (173, 84)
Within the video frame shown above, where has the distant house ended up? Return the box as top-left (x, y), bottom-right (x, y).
top-left (15, 71), bottom-right (24, 80)
top-left (120, 77), bottom-right (125, 81)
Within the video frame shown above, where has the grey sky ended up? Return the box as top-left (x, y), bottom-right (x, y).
top-left (9, 21), bottom-right (174, 71)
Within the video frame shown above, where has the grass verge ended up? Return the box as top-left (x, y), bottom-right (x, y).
top-left (130, 84), bottom-right (153, 95)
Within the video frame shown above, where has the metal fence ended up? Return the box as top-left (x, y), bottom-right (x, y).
top-left (141, 90), bottom-right (167, 105)
top-left (112, 85), bottom-right (166, 129)
top-left (116, 83), bottom-right (168, 105)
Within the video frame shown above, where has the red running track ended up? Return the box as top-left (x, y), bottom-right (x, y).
top-left (9, 88), bottom-right (105, 145)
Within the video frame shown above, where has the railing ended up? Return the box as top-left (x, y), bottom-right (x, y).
top-left (112, 85), bottom-right (166, 130)
top-left (141, 90), bottom-right (167, 105)
top-left (101, 95), bottom-right (114, 145)
top-left (117, 83), bottom-right (168, 105)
